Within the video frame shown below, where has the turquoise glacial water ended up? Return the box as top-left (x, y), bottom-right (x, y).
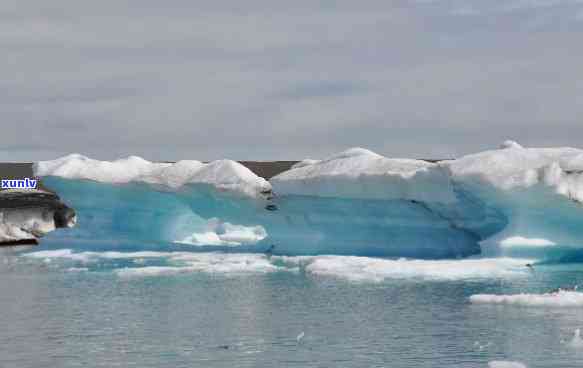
top-left (2, 245), bottom-right (583, 367)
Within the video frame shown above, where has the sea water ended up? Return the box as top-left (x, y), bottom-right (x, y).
top-left (2, 245), bottom-right (583, 367)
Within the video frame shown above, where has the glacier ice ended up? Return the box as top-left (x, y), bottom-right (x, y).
top-left (34, 141), bottom-right (583, 259)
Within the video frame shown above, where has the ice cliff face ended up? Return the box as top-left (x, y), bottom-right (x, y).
top-left (33, 142), bottom-right (583, 260)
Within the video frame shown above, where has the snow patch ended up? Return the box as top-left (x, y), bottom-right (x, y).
top-left (66, 267), bottom-right (88, 273)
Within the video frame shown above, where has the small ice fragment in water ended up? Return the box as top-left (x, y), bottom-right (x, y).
top-left (296, 331), bottom-right (305, 343)
top-left (488, 361), bottom-right (527, 368)
top-left (473, 341), bottom-right (492, 351)
top-left (568, 329), bottom-right (583, 349)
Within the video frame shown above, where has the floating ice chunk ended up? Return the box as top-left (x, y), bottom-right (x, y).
top-left (23, 249), bottom-right (91, 263)
top-left (116, 252), bottom-right (292, 278)
top-left (23, 250), bottom-right (533, 282)
top-left (470, 290), bottom-right (583, 307)
top-left (22, 250), bottom-right (297, 276)
top-left (34, 154), bottom-right (271, 198)
top-left (175, 219), bottom-right (267, 246)
top-left (473, 341), bottom-right (493, 351)
top-left (272, 147), bottom-right (456, 203)
top-left (488, 361), bottom-right (527, 368)
top-left (296, 331), bottom-right (305, 343)
top-left (568, 329), bottom-right (583, 349)
top-left (66, 267), bottom-right (88, 272)
top-left (214, 223), bottom-right (267, 244)
top-left (499, 236), bottom-right (556, 248)
top-left (116, 266), bottom-right (194, 278)
top-left (288, 256), bottom-right (529, 282)
top-left (23, 249), bottom-right (177, 263)
top-left (91, 251), bottom-right (175, 259)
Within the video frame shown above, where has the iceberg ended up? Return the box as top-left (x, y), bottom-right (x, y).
top-left (447, 144), bottom-right (583, 260)
top-left (34, 142), bottom-right (583, 259)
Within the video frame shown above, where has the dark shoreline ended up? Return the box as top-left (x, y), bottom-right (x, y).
top-left (0, 239), bottom-right (38, 247)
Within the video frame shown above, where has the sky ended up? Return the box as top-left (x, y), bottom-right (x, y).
top-left (1, 0), bottom-right (583, 162)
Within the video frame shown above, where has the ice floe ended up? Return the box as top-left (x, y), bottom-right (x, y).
top-left (297, 256), bottom-right (530, 282)
top-left (488, 361), bottom-right (527, 368)
top-left (21, 250), bottom-right (532, 282)
top-left (470, 290), bottom-right (583, 307)
top-left (175, 219), bottom-right (267, 246)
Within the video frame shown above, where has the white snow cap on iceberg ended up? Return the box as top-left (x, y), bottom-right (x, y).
top-left (291, 159), bottom-right (321, 169)
top-left (34, 154), bottom-right (271, 198)
top-left (271, 147), bottom-right (456, 203)
top-left (499, 140), bottom-right (523, 149)
top-left (447, 141), bottom-right (583, 201)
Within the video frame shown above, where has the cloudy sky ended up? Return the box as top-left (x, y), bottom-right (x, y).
top-left (1, 0), bottom-right (583, 161)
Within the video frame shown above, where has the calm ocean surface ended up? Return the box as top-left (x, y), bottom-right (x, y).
top-left (2, 245), bottom-right (583, 368)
